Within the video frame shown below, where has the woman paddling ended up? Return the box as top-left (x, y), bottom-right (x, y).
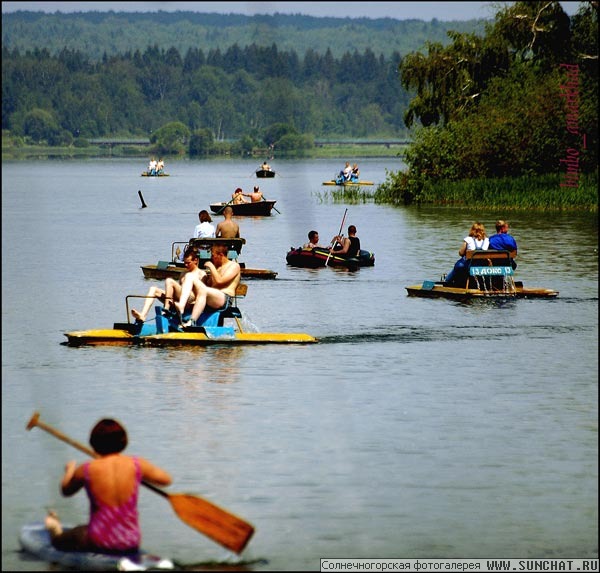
top-left (45, 418), bottom-right (172, 553)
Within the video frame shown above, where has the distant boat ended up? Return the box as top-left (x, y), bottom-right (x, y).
top-left (141, 171), bottom-right (169, 177)
top-left (322, 178), bottom-right (372, 186)
top-left (256, 167), bottom-right (275, 178)
top-left (210, 200), bottom-right (277, 216)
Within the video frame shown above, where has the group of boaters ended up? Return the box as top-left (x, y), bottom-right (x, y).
top-left (147, 157), bottom-right (165, 175)
top-left (336, 161), bottom-right (360, 182)
top-left (443, 219), bottom-right (518, 286)
top-left (303, 225), bottom-right (362, 258)
top-left (232, 186), bottom-right (264, 204)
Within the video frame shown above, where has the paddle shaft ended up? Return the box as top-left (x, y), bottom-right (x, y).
top-left (26, 412), bottom-right (254, 553)
top-left (325, 208), bottom-right (348, 266)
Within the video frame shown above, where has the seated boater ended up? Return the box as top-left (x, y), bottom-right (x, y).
top-left (131, 245), bottom-right (241, 328)
top-left (131, 249), bottom-right (206, 322)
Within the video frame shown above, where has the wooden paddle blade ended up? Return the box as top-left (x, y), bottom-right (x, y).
top-left (168, 493), bottom-right (254, 554)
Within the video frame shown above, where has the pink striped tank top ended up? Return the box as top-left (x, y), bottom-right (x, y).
top-left (84, 456), bottom-right (142, 552)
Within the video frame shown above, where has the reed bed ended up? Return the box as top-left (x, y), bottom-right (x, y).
top-left (375, 172), bottom-right (598, 212)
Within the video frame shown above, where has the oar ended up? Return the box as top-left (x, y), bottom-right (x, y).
top-left (325, 208), bottom-right (348, 267)
top-left (214, 199), bottom-right (234, 216)
top-left (26, 411), bottom-right (255, 554)
top-left (263, 197), bottom-right (281, 214)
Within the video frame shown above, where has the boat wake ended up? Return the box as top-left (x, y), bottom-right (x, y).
top-left (317, 323), bottom-right (591, 344)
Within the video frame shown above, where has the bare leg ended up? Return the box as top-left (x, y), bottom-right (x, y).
top-left (186, 285), bottom-right (226, 324)
top-left (175, 274), bottom-right (197, 315)
top-left (164, 278), bottom-right (182, 311)
top-left (131, 287), bottom-right (165, 321)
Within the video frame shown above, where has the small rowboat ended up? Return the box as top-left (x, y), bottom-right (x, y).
top-left (142, 237), bottom-right (277, 280)
top-left (256, 168), bottom-right (275, 178)
top-left (286, 246), bottom-right (375, 270)
top-left (406, 250), bottom-right (558, 301)
top-left (19, 523), bottom-right (174, 571)
top-left (210, 200), bottom-right (277, 216)
top-left (322, 179), bottom-right (373, 186)
top-left (64, 284), bottom-right (317, 347)
top-left (141, 237), bottom-right (278, 280)
top-left (141, 171), bottom-right (169, 177)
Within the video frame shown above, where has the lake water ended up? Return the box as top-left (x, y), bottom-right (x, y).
top-left (2, 157), bottom-right (597, 570)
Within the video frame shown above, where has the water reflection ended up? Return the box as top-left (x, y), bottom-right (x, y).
top-left (2, 159), bottom-right (597, 569)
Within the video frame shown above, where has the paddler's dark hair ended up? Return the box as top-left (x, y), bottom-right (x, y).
top-left (90, 418), bottom-right (128, 454)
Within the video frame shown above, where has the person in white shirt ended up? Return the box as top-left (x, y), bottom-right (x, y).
top-left (194, 210), bottom-right (215, 238)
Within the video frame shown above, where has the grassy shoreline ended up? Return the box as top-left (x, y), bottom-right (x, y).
top-left (1, 143), bottom-right (407, 161)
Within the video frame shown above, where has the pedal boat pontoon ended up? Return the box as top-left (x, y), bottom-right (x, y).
top-left (64, 283), bottom-right (316, 346)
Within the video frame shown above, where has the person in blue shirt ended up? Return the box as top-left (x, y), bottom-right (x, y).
top-left (489, 220), bottom-right (518, 269)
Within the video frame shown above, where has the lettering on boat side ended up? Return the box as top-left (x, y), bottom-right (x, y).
top-left (470, 266), bottom-right (513, 276)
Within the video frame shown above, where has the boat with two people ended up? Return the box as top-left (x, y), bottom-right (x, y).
top-left (323, 162), bottom-right (372, 186)
top-left (405, 249), bottom-right (559, 301)
top-left (63, 282), bottom-right (316, 346)
top-left (141, 237), bottom-right (278, 280)
top-left (286, 246), bottom-right (374, 270)
top-left (210, 199), bottom-right (277, 216)
top-left (141, 158), bottom-right (168, 177)
top-left (286, 219), bottom-right (375, 271)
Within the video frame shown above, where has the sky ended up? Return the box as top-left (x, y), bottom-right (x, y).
top-left (1, 1), bottom-right (583, 21)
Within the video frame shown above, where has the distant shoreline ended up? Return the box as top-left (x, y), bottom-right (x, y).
top-left (1, 143), bottom-right (409, 161)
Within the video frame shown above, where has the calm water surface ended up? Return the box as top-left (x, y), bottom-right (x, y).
top-left (2, 158), bottom-right (598, 570)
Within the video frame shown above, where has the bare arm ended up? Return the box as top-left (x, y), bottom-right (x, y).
top-left (334, 237), bottom-right (351, 255)
top-left (138, 457), bottom-right (172, 486)
top-left (61, 461), bottom-right (85, 496)
top-left (458, 241), bottom-right (468, 257)
top-left (204, 261), bottom-right (241, 288)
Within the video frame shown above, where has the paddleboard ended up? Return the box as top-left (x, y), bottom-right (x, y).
top-left (19, 523), bottom-right (174, 571)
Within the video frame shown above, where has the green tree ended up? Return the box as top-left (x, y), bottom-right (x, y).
top-left (189, 127), bottom-right (215, 156)
top-left (22, 108), bottom-right (59, 143)
top-left (150, 121), bottom-right (191, 154)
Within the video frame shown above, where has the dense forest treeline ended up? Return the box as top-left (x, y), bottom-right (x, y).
top-left (1, 11), bottom-right (487, 60)
top-left (2, 41), bottom-right (412, 142)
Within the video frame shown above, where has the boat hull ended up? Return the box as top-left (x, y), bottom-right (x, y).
top-left (405, 282), bottom-right (559, 300)
top-left (322, 180), bottom-right (373, 186)
top-left (256, 169), bottom-right (275, 178)
top-left (286, 247), bottom-right (375, 269)
top-left (65, 303), bottom-right (316, 347)
top-left (65, 328), bottom-right (317, 346)
top-left (141, 171), bottom-right (169, 177)
top-left (210, 201), bottom-right (276, 216)
top-left (141, 264), bottom-right (278, 280)
top-left (19, 523), bottom-right (173, 571)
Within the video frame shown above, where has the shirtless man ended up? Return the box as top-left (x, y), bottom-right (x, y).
top-left (215, 206), bottom-right (240, 238)
top-left (130, 248), bottom-right (206, 322)
top-left (303, 230), bottom-right (323, 249)
top-left (247, 186), bottom-right (263, 202)
top-left (177, 244), bottom-right (241, 327)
